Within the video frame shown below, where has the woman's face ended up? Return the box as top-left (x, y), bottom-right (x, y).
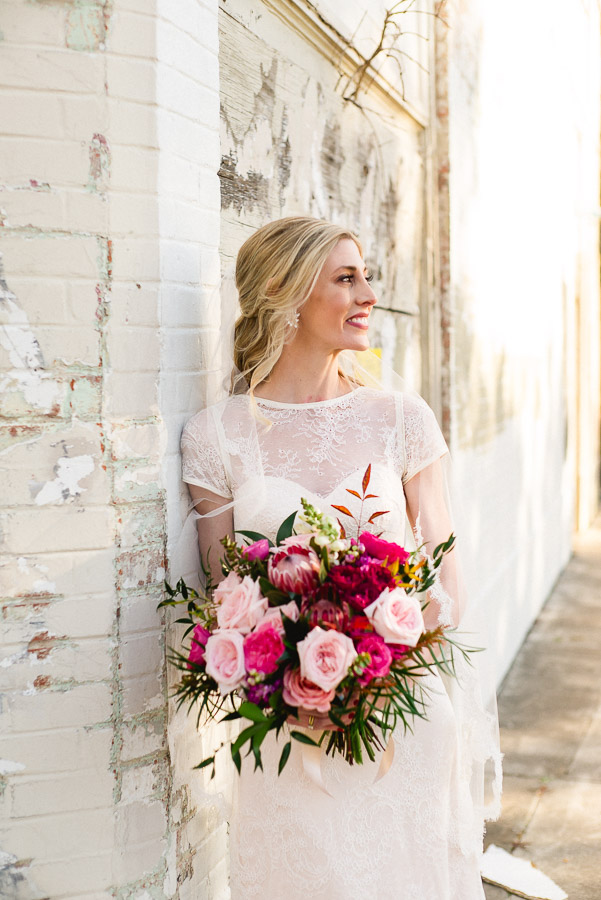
top-left (295, 238), bottom-right (377, 353)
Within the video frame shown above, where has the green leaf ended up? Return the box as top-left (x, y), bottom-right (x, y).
top-left (278, 740), bottom-right (292, 774)
top-left (193, 756), bottom-right (215, 770)
top-left (238, 701), bottom-right (268, 724)
top-left (231, 747), bottom-right (241, 774)
top-left (276, 510), bottom-right (298, 544)
top-left (236, 529), bottom-right (274, 546)
top-left (290, 730), bottom-right (320, 747)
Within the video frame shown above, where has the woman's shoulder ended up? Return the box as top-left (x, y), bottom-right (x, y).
top-left (183, 394), bottom-right (251, 437)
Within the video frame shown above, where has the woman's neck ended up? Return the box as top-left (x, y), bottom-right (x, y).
top-left (254, 345), bottom-right (349, 404)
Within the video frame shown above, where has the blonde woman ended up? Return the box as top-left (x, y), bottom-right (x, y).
top-left (181, 217), bottom-right (500, 899)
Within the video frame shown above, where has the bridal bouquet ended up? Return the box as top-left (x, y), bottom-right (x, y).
top-left (161, 465), bottom-right (470, 777)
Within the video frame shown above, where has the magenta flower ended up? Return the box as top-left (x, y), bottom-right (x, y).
top-left (329, 560), bottom-right (396, 610)
top-left (359, 531), bottom-right (410, 565)
top-left (242, 538), bottom-right (270, 561)
top-left (267, 543), bottom-right (320, 595)
top-left (356, 634), bottom-right (393, 685)
top-left (243, 623), bottom-right (285, 675)
top-left (187, 624), bottom-right (210, 669)
top-left (307, 598), bottom-right (348, 631)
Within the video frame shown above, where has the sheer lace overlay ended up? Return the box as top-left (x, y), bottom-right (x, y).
top-left (181, 388), bottom-right (488, 900)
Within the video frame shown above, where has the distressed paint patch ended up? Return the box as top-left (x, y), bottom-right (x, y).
top-left (32, 454), bottom-right (94, 505)
top-left (66, 2), bottom-right (111, 52)
top-left (87, 134), bottom-right (111, 194)
top-left (218, 152), bottom-right (269, 214)
top-left (0, 851), bottom-right (46, 900)
top-left (0, 260), bottom-right (62, 414)
top-left (0, 760), bottom-right (25, 776)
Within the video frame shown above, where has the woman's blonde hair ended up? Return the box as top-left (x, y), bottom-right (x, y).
top-left (233, 216), bottom-right (361, 397)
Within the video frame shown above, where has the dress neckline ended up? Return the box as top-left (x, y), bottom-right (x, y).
top-left (254, 386), bottom-right (364, 410)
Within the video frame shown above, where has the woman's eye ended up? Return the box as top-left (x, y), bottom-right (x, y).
top-left (339, 275), bottom-right (353, 283)
top-left (365, 272), bottom-right (374, 283)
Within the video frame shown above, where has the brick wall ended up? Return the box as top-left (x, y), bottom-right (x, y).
top-left (0, 1), bottom-right (222, 896)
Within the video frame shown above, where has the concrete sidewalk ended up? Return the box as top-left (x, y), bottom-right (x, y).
top-left (483, 517), bottom-right (601, 900)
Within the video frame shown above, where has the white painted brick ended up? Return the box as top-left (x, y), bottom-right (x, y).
top-left (120, 591), bottom-right (163, 637)
top-left (2, 507), bottom-right (115, 554)
top-left (0, 90), bottom-right (64, 139)
top-left (119, 630), bottom-right (163, 680)
top-left (159, 241), bottom-right (202, 284)
top-left (0, 188), bottom-right (110, 235)
top-left (159, 197), bottom-right (206, 244)
top-left (110, 145), bottom-right (159, 193)
top-left (108, 192), bottom-right (159, 237)
top-left (5, 682), bottom-right (112, 734)
top-left (0, 137), bottom-right (88, 185)
top-left (157, 65), bottom-right (218, 125)
top-left (159, 284), bottom-right (209, 328)
top-left (106, 55), bottom-right (157, 104)
top-left (0, 234), bottom-right (104, 280)
top-left (110, 237), bottom-right (161, 281)
top-left (0, 637), bottom-right (112, 691)
top-left (1, 549), bottom-right (115, 604)
top-left (109, 10), bottom-right (157, 58)
top-left (60, 94), bottom-right (109, 142)
top-left (108, 283), bottom-right (161, 328)
top-left (121, 715), bottom-right (166, 762)
top-left (11, 766), bottom-right (115, 818)
top-left (27, 854), bottom-right (113, 896)
top-left (0, 47), bottom-right (103, 94)
top-left (106, 373), bottom-right (159, 417)
top-left (5, 807), bottom-right (116, 859)
top-left (2, 275), bottom-right (69, 326)
top-left (107, 97), bottom-right (158, 149)
top-left (122, 672), bottom-right (164, 717)
top-left (0, 726), bottom-right (112, 776)
top-left (0, 0), bottom-right (66, 46)
top-left (158, 111), bottom-right (217, 164)
top-left (109, 326), bottom-right (161, 373)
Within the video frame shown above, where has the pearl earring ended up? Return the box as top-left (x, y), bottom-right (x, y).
top-left (286, 310), bottom-right (300, 329)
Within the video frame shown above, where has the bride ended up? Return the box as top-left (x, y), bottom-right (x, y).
top-left (180, 216), bottom-right (501, 899)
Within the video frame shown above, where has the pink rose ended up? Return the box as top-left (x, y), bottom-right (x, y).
top-left (216, 575), bottom-right (268, 633)
top-left (268, 544), bottom-right (320, 595)
top-left (204, 630), bottom-right (246, 694)
top-left (242, 538), bottom-right (270, 561)
top-left (258, 600), bottom-right (300, 633)
top-left (214, 570), bottom-right (242, 603)
top-left (359, 531), bottom-right (410, 565)
top-left (297, 626), bottom-right (357, 691)
top-left (282, 667), bottom-right (335, 713)
top-left (243, 624), bottom-right (285, 675)
top-left (187, 624), bottom-right (210, 669)
top-left (356, 634), bottom-right (392, 685)
top-left (363, 587), bottom-right (424, 646)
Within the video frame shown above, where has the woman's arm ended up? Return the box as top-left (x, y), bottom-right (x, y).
top-left (187, 483), bottom-right (234, 585)
top-left (404, 457), bottom-right (465, 629)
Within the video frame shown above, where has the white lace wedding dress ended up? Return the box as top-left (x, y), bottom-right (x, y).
top-left (181, 386), bottom-right (488, 900)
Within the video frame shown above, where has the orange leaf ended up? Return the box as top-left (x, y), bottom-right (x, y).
top-left (362, 464), bottom-right (371, 494)
top-left (346, 489), bottom-right (362, 499)
top-left (332, 504), bottom-right (353, 517)
top-left (337, 518), bottom-right (347, 539)
top-left (367, 510), bottom-right (386, 523)
top-left (364, 493), bottom-right (378, 499)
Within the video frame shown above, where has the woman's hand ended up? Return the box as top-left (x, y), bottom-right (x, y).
top-left (289, 706), bottom-right (355, 732)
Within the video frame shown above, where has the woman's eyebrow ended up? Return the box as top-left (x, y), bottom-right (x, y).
top-left (333, 265), bottom-right (369, 273)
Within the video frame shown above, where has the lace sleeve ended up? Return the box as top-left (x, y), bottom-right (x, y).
top-left (401, 393), bottom-right (448, 483)
top-left (181, 407), bottom-right (232, 499)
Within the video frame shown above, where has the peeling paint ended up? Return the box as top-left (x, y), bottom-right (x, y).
top-left (0, 260), bottom-right (62, 414)
top-left (32, 453), bottom-right (94, 505)
top-left (0, 759), bottom-right (25, 776)
top-left (87, 133), bottom-right (111, 194)
top-left (66, 2), bottom-right (112, 53)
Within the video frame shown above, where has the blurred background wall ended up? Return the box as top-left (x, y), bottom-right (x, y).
top-left (0, 0), bottom-right (599, 896)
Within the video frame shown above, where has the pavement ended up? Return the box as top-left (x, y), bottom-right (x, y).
top-left (483, 516), bottom-right (601, 900)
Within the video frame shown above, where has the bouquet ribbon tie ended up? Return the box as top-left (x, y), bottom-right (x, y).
top-left (301, 734), bottom-right (395, 797)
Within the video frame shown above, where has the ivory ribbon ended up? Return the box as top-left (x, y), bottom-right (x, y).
top-left (301, 734), bottom-right (395, 795)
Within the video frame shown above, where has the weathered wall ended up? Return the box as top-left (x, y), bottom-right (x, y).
top-left (0, 0), bottom-right (222, 896)
top-left (447, 0), bottom-right (601, 683)
top-left (218, 0), bottom-right (440, 393)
